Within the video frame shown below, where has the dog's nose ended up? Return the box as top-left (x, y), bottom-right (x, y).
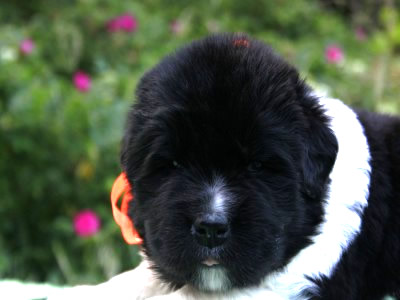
top-left (192, 214), bottom-right (230, 248)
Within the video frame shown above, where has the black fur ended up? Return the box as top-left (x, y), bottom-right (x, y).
top-left (120, 34), bottom-right (399, 299)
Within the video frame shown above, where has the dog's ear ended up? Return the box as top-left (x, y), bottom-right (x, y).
top-left (299, 94), bottom-right (338, 200)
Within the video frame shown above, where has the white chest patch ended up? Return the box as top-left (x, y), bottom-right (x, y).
top-left (262, 97), bottom-right (371, 299)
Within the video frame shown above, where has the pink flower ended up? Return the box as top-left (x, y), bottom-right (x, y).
top-left (20, 39), bottom-right (35, 55)
top-left (73, 210), bottom-right (101, 237)
top-left (73, 71), bottom-right (91, 92)
top-left (170, 20), bottom-right (183, 35)
top-left (107, 14), bottom-right (138, 33)
top-left (325, 45), bottom-right (344, 64)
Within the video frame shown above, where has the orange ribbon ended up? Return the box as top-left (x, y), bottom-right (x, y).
top-left (110, 172), bottom-right (143, 245)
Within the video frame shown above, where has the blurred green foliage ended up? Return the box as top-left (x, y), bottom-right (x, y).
top-left (0, 0), bottom-right (399, 285)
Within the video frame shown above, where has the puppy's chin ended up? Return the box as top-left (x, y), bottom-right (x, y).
top-left (193, 265), bottom-right (231, 292)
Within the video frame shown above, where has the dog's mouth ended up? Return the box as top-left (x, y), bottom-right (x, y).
top-left (201, 258), bottom-right (220, 267)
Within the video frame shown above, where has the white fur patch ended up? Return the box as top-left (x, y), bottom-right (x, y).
top-left (213, 191), bottom-right (225, 212)
top-left (197, 266), bottom-right (230, 292)
top-left (262, 96), bottom-right (371, 298)
top-left (208, 178), bottom-right (228, 214)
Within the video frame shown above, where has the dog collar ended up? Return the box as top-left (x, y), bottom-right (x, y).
top-left (111, 172), bottom-right (143, 245)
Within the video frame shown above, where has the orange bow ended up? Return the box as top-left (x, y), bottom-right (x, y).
top-left (110, 172), bottom-right (143, 245)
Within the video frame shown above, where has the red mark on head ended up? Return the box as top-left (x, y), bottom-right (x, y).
top-left (233, 39), bottom-right (250, 48)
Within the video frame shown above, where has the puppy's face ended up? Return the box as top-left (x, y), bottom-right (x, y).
top-left (121, 35), bottom-right (338, 291)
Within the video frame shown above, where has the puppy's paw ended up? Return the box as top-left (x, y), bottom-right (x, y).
top-left (148, 293), bottom-right (188, 300)
top-left (147, 285), bottom-right (215, 300)
top-left (222, 289), bottom-right (286, 300)
top-left (147, 288), bottom-right (286, 300)
top-left (249, 290), bottom-right (286, 300)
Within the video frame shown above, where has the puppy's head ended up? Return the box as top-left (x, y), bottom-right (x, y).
top-left (121, 34), bottom-right (338, 292)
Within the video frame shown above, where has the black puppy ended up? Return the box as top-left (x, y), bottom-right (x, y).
top-left (119, 34), bottom-right (400, 300)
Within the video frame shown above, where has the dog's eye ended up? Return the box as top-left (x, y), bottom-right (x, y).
top-left (172, 160), bottom-right (182, 168)
top-left (247, 161), bottom-right (264, 172)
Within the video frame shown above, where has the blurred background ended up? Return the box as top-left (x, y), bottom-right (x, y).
top-left (1, 0), bottom-right (400, 287)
